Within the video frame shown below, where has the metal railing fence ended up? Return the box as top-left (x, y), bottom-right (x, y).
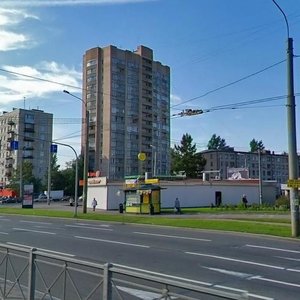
top-left (0, 242), bottom-right (248, 300)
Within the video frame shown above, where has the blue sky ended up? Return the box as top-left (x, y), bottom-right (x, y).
top-left (0, 0), bottom-right (299, 168)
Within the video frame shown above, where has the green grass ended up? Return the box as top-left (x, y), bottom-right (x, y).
top-left (0, 206), bottom-right (293, 238)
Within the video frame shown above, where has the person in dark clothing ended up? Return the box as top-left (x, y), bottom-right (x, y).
top-left (242, 194), bottom-right (248, 208)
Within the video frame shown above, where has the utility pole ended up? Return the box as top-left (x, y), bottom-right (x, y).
top-left (272, 0), bottom-right (299, 237)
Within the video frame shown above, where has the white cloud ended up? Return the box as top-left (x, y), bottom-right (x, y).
top-left (0, 62), bottom-right (82, 103)
top-left (0, 0), bottom-right (153, 7)
top-left (0, 8), bottom-right (38, 51)
top-left (171, 94), bottom-right (183, 106)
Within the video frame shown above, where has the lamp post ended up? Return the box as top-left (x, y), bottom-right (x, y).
top-left (272, 0), bottom-right (299, 237)
top-left (63, 90), bottom-right (89, 214)
top-left (52, 141), bottom-right (79, 217)
top-left (150, 145), bottom-right (157, 177)
top-left (258, 150), bottom-right (263, 206)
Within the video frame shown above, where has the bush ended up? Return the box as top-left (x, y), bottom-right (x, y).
top-left (275, 196), bottom-right (290, 209)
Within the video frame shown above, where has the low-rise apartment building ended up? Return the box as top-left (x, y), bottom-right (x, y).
top-left (201, 148), bottom-right (293, 185)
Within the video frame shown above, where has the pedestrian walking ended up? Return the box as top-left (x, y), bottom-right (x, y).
top-left (92, 198), bottom-right (97, 211)
top-left (242, 194), bottom-right (248, 208)
top-left (174, 197), bottom-right (181, 214)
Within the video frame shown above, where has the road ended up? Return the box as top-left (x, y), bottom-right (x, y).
top-left (0, 209), bottom-right (298, 299)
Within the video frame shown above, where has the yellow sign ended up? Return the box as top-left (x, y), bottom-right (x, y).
top-left (138, 152), bottom-right (146, 161)
top-left (287, 179), bottom-right (300, 188)
top-left (145, 179), bottom-right (159, 184)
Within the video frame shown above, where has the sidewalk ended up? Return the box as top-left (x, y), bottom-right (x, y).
top-left (26, 202), bottom-right (290, 221)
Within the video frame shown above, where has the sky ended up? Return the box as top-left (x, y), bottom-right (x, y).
top-left (0, 0), bottom-right (299, 168)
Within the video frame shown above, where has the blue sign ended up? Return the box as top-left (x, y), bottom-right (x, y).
top-left (50, 144), bottom-right (58, 153)
top-left (10, 140), bottom-right (19, 150)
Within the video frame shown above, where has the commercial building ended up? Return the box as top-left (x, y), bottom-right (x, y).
top-left (201, 148), bottom-right (294, 186)
top-left (0, 108), bottom-right (53, 186)
top-left (82, 45), bottom-right (170, 180)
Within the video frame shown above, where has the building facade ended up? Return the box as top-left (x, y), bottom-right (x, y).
top-left (201, 149), bottom-right (294, 185)
top-left (0, 108), bottom-right (53, 186)
top-left (82, 45), bottom-right (170, 180)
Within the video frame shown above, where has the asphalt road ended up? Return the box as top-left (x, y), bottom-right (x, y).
top-left (0, 206), bottom-right (298, 300)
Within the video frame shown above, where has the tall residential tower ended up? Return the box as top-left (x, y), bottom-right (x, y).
top-left (82, 45), bottom-right (170, 180)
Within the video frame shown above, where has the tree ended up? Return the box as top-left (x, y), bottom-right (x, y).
top-left (171, 133), bottom-right (206, 178)
top-left (7, 161), bottom-right (43, 194)
top-left (207, 134), bottom-right (227, 150)
top-left (250, 139), bottom-right (265, 152)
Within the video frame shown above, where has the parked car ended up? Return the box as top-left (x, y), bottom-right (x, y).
top-left (33, 194), bottom-right (49, 202)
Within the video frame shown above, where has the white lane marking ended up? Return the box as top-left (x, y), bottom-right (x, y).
top-left (76, 223), bottom-right (110, 227)
top-left (115, 263), bottom-right (211, 286)
top-left (116, 264), bottom-right (272, 299)
top-left (215, 285), bottom-right (274, 300)
top-left (13, 228), bottom-right (56, 235)
top-left (204, 267), bottom-right (252, 278)
top-left (0, 218), bottom-right (10, 221)
top-left (275, 256), bottom-right (300, 262)
top-left (0, 232), bottom-right (8, 235)
top-left (75, 236), bottom-right (149, 248)
top-left (252, 276), bottom-right (300, 288)
top-left (7, 242), bottom-right (75, 257)
top-left (133, 232), bottom-right (211, 242)
top-left (20, 220), bottom-right (52, 225)
top-left (66, 225), bottom-right (112, 231)
top-left (287, 268), bottom-right (300, 273)
top-left (185, 252), bottom-right (284, 270)
top-left (117, 286), bottom-right (177, 300)
top-left (246, 244), bottom-right (300, 254)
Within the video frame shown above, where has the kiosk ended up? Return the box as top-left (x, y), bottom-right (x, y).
top-left (124, 183), bottom-right (162, 214)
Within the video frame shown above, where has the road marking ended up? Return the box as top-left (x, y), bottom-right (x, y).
top-left (7, 242), bottom-right (75, 257)
top-left (185, 252), bottom-right (284, 270)
top-left (275, 256), bottom-right (300, 262)
top-left (76, 223), bottom-right (110, 227)
top-left (13, 228), bottom-right (56, 235)
top-left (75, 236), bottom-right (150, 248)
top-left (117, 286), bottom-right (175, 300)
top-left (114, 263), bottom-right (211, 286)
top-left (20, 220), bottom-right (52, 225)
top-left (204, 267), bottom-right (252, 278)
top-left (246, 244), bottom-right (300, 254)
top-left (0, 232), bottom-right (8, 235)
top-left (133, 232), bottom-right (211, 242)
top-left (66, 225), bottom-right (112, 231)
top-left (252, 276), bottom-right (300, 288)
top-left (215, 285), bottom-right (274, 300)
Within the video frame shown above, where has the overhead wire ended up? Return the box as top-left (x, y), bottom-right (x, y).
top-left (171, 59), bottom-right (286, 109)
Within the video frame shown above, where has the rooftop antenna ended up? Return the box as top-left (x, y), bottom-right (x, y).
top-left (23, 97), bottom-right (26, 109)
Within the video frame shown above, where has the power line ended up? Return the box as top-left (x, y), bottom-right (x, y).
top-left (172, 93), bottom-right (293, 118)
top-left (171, 59), bottom-right (286, 108)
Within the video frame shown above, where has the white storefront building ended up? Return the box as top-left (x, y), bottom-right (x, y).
top-left (87, 177), bottom-right (278, 211)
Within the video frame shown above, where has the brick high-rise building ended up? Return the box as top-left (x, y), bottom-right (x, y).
top-left (82, 45), bottom-right (170, 180)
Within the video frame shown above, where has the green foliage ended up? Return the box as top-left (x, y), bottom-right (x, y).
top-left (7, 160), bottom-right (43, 194)
top-left (275, 196), bottom-right (290, 209)
top-left (171, 133), bottom-right (206, 178)
top-left (207, 134), bottom-right (227, 150)
top-left (250, 138), bottom-right (265, 152)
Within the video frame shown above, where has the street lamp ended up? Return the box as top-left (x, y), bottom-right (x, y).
top-left (150, 145), bottom-right (157, 177)
top-left (258, 150), bottom-right (263, 206)
top-left (56, 142), bottom-right (79, 217)
top-left (63, 90), bottom-right (89, 214)
top-left (272, 0), bottom-right (299, 237)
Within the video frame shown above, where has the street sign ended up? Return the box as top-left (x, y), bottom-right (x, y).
top-left (50, 144), bottom-right (58, 153)
top-left (287, 179), bottom-right (300, 188)
top-left (10, 140), bottom-right (19, 150)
